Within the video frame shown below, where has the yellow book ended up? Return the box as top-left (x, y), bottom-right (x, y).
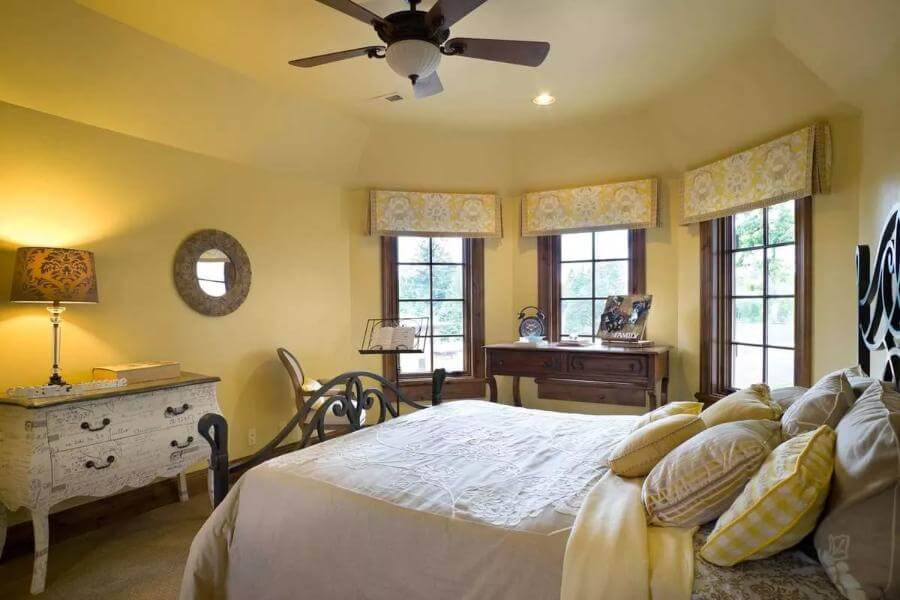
top-left (92, 361), bottom-right (181, 384)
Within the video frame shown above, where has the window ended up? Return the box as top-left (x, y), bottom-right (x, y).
top-left (538, 230), bottom-right (645, 342)
top-left (699, 198), bottom-right (811, 400)
top-left (381, 236), bottom-right (485, 399)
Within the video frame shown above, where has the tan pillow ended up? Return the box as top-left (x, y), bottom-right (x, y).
top-left (642, 419), bottom-right (782, 527)
top-left (815, 381), bottom-right (900, 599)
top-left (781, 370), bottom-right (853, 439)
top-left (609, 414), bottom-right (705, 478)
top-left (700, 384), bottom-right (782, 428)
top-left (630, 401), bottom-right (704, 432)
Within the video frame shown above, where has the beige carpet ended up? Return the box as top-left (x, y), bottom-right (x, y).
top-left (0, 495), bottom-right (210, 599)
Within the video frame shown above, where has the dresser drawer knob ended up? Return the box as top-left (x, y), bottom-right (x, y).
top-left (165, 403), bottom-right (191, 417)
top-left (85, 455), bottom-right (115, 470)
top-left (80, 418), bottom-right (111, 432)
top-left (171, 436), bottom-right (194, 449)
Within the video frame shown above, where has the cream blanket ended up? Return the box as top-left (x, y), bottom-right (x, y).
top-left (561, 471), bottom-right (696, 600)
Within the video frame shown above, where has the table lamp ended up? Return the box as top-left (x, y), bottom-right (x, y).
top-left (10, 247), bottom-right (99, 385)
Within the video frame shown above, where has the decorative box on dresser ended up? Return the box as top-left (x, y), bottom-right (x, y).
top-left (0, 373), bottom-right (221, 595)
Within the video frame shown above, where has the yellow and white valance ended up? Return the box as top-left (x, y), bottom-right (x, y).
top-left (520, 178), bottom-right (658, 237)
top-left (368, 190), bottom-right (502, 238)
top-left (682, 123), bottom-right (831, 224)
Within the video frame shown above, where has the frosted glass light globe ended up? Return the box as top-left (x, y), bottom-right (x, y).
top-left (385, 39), bottom-right (441, 81)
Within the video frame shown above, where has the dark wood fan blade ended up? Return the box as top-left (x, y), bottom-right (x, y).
top-left (413, 71), bottom-right (444, 99)
top-left (315, 0), bottom-right (386, 26)
top-left (289, 46), bottom-right (385, 68)
top-left (427, 0), bottom-right (488, 30)
top-left (445, 38), bottom-right (550, 67)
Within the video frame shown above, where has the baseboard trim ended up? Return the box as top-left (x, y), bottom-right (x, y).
top-left (1, 440), bottom-right (305, 564)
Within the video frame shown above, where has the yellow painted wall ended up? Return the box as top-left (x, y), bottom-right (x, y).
top-left (0, 101), bottom-right (358, 464)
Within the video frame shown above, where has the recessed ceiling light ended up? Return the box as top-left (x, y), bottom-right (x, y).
top-left (532, 93), bottom-right (556, 106)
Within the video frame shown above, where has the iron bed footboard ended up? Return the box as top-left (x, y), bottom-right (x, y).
top-left (198, 368), bottom-right (447, 507)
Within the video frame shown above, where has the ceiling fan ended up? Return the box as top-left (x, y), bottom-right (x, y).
top-left (290, 0), bottom-right (551, 99)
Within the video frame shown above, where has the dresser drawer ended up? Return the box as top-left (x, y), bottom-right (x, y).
top-left (488, 350), bottom-right (566, 376)
top-left (49, 424), bottom-right (204, 499)
top-left (46, 383), bottom-right (217, 452)
top-left (566, 353), bottom-right (649, 382)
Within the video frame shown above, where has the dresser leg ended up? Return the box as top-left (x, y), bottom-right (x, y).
top-left (0, 504), bottom-right (7, 560)
top-left (177, 472), bottom-right (190, 503)
top-left (30, 510), bottom-right (49, 595)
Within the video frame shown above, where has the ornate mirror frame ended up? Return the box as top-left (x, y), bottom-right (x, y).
top-left (173, 229), bottom-right (251, 316)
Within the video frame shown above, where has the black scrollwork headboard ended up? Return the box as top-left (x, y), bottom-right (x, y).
top-left (856, 205), bottom-right (900, 389)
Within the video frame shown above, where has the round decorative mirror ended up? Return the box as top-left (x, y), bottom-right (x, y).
top-left (174, 230), bottom-right (251, 316)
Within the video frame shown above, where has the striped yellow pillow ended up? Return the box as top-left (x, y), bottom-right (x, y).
top-left (610, 414), bottom-right (705, 478)
top-left (700, 384), bottom-right (782, 428)
top-left (700, 425), bottom-right (836, 566)
top-left (631, 401), bottom-right (704, 432)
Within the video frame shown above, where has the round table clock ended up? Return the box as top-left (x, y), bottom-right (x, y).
top-left (517, 306), bottom-right (546, 338)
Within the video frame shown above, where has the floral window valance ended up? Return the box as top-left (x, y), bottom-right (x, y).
top-left (520, 178), bottom-right (658, 237)
top-left (682, 123), bottom-right (831, 224)
top-left (368, 190), bottom-right (502, 238)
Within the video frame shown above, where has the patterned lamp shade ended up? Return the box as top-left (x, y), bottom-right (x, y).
top-left (10, 247), bottom-right (99, 303)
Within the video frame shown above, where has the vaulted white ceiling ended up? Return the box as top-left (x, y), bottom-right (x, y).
top-left (76, 0), bottom-right (775, 130)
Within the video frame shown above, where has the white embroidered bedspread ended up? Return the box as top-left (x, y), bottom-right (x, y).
top-left (180, 401), bottom-right (636, 600)
top-left (561, 471), bottom-right (696, 600)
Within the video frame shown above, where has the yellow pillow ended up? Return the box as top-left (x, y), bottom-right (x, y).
top-left (700, 384), bottom-right (782, 428)
top-left (700, 424), bottom-right (836, 566)
top-left (610, 414), bottom-right (705, 478)
top-left (631, 401), bottom-right (704, 432)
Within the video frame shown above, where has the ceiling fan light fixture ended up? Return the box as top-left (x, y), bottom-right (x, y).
top-left (385, 39), bottom-right (442, 81)
top-left (532, 92), bottom-right (556, 106)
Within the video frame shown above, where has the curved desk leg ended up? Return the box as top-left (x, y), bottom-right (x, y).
top-left (487, 375), bottom-right (498, 403)
top-left (661, 376), bottom-right (669, 406)
top-left (512, 376), bottom-right (522, 407)
top-left (30, 509), bottom-right (49, 595)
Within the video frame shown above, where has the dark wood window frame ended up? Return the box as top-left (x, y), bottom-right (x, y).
top-left (536, 229), bottom-right (646, 402)
top-left (697, 197), bottom-right (812, 404)
top-left (381, 236), bottom-right (485, 401)
top-left (537, 229), bottom-right (647, 343)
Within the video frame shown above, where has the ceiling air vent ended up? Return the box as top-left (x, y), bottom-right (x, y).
top-left (385, 94), bottom-right (404, 102)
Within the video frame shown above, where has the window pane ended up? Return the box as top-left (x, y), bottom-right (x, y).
top-left (431, 238), bottom-right (463, 263)
top-left (767, 201), bottom-right (795, 245)
top-left (399, 338), bottom-right (431, 374)
top-left (595, 261), bottom-right (628, 297)
top-left (433, 301), bottom-right (464, 335)
top-left (433, 337), bottom-right (465, 372)
top-left (561, 262), bottom-right (592, 297)
top-left (767, 348), bottom-right (795, 388)
top-left (732, 298), bottom-right (763, 344)
top-left (767, 298), bottom-right (794, 347)
top-left (733, 249), bottom-right (764, 295)
top-left (432, 265), bottom-right (462, 299)
top-left (767, 245), bottom-right (795, 295)
top-left (398, 300), bottom-right (430, 320)
top-left (561, 232), bottom-right (593, 261)
top-left (594, 230), bottom-right (629, 259)
top-left (397, 237), bottom-right (430, 263)
top-left (731, 344), bottom-right (763, 389)
top-left (398, 265), bottom-right (430, 299)
top-left (561, 300), bottom-right (593, 336)
top-left (734, 209), bottom-right (764, 248)
top-left (594, 299), bottom-right (608, 338)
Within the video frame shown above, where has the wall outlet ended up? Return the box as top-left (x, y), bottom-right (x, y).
top-left (248, 428), bottom-right (257, 447)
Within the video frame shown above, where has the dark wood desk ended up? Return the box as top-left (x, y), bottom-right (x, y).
top-left (484, 343), bottom-right (669, 410)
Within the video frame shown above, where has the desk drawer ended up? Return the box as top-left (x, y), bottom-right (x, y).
top-left (567, 353), bottom-right (649, 382)
top-left (488, 350), bottom-right (565, 376)
top-left (46, 383), bottom-right (217, 452)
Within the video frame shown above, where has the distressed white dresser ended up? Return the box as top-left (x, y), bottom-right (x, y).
top-left (0, 373), bottom-right (221, 594)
